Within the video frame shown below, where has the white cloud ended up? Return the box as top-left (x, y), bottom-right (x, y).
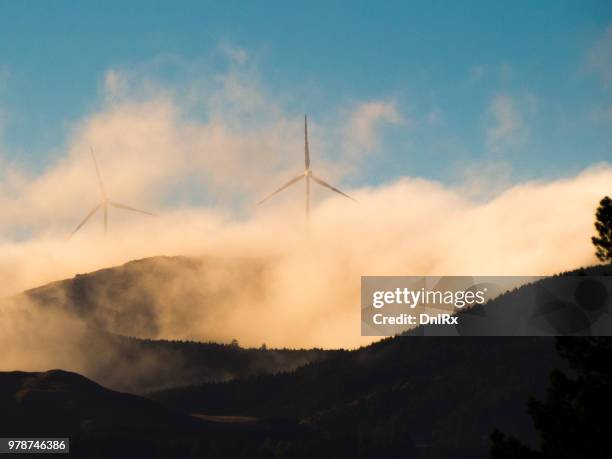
top-left (0, 65), bottom-right (610, 349)
top-left (103, 69), bottom-right (127, 99)
top-left (486, 94), bottom-right (523, 151)
top-left (486, 93), bottom-right (535, 153)
top-left (454, 161), bottom-right (513, 200)
top-left (1, 164), bottom-right (610, 349)
top-left (343, 101), bottom-right (406, 159)
top-left (0, 67), bottom-right (408, 236)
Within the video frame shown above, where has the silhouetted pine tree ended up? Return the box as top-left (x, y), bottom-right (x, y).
top-left (491, 337), bottom-right (612, 458)
top-left (592, 196), bottom-right (612, 263)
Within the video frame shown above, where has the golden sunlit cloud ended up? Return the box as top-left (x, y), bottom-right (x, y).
top-left (1, 67), bottom-right (610, 352)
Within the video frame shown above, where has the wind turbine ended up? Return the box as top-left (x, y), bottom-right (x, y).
top-left (71, 148), bottom-right (154, 237)
top-left (258, 115), bottom-right (356, 222)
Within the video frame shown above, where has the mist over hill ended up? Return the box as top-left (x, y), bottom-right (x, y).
top-left (0, 315), bottom-right (331, 394)
top-left (22, 255), bottom-right (270, 341)
top-left (12, 253), bottom-right (372, 349)
top-left (1, 256), bottom-right (334, 393)
top-left (2, 263), bottom-right (611, 457)
top-left (82, 333), bottom-right (332, 393)
top-left (4, 258), bottom-right (610, 396)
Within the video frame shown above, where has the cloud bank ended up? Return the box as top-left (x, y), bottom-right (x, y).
top-left (1, 63), bottom-right (610, 352)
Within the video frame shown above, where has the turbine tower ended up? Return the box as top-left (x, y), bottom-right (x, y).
top-left (258, 115), bottom-right (355, 223)
top-left (71, 148), bottom-right (154, 237)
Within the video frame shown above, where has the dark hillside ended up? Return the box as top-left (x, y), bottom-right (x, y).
top-left (151, 265), bottom-right (612, 458)
top-left (153, 337), bottom-right (561, 458)
top-left (0, 370), bottom-right (402, 458)
top-left (0, 369), bottom-right (198, 436)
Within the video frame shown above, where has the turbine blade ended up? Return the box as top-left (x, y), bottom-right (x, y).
top-left (109, 202), bottom-right (155, 216)
top-left (71, 203), bottom-right (102, 236)
top-left (311, 174), bottom-right (357, 202)
top-left (258, 174), bottom-right (304, 205)
top-left (90, 147), bottom-right (106, 199)
top-left (304, 115), bottom-right (310, 170)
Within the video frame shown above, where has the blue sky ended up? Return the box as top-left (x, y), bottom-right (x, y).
top-left (1, 0), bottom-right (611, 188)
